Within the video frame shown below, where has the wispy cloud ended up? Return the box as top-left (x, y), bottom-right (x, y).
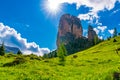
top-left (0, 23), bottom-right (50, 56)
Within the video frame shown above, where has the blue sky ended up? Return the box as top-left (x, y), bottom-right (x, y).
top-left (0, 0), bottom-right (120, 55)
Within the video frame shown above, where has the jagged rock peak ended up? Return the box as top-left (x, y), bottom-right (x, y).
top-left (57, 14), bottom-right (83, 46)
top-left (88, 25), bottom-right (97, 40)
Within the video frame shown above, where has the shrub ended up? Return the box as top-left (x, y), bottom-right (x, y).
top-left (116, 48), bottom-right (120, 51)
top-left (73, 55), bottom-right (78, 58)
top-left (44, 60), bottom-right (49, 62)
top-left (113, 39), bottom-right (117, 42)
top-left (5, 53), bottom-right (16, 58)
top-left (29, 54), bottom-right (42, 60)
top-left (3, 56), bottom-right (26, 67)
top-left (107, 36), bottom-right (111, 41)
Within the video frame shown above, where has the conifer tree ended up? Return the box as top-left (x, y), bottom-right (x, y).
top-left (17, 50), bottom-right (22, 55)
top-left (43, 54), bottom-right (48, 58)
top-left (94, 35), bottom-right (99, 45)
top-left (57, 43), bottom-right (67, 65)
top-left (113, 28), bottom-right (117, 37)
top-left (0, 42), bottom-right (5, 56)
top-left (118, 33), bottom-right (120, 36)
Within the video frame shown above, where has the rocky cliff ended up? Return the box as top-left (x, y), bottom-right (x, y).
top-left (57, 14), bottom-right (98, 54)
top-left (57, 14), bottom-right (83, 47)
top-left (88, 25), bottom-right (97, 41)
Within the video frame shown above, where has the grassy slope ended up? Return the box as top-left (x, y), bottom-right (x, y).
top-left (0, 36), bottom-right (120, 80)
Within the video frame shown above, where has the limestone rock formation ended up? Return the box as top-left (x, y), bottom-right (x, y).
top-left (88, 25), bottom-right (97, 41)
top-left (56, 14), bottom-right (99, 54)
top-left (57, 14), bottom-right (83, 47)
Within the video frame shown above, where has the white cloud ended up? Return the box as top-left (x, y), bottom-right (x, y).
top-left (83, 29), bottom-right (87, 37)
top-left (78, 13), bottom-right (90, 21)
top-left (78, 11), bottom-right (99, 23)
top-left (49, 0), bottom-right (118, 11)
top-left (97, 26), bottom-right (107, 32)
top-left (93, 26), bottom-right (107, 34)
top-left (98, 36), bottom-right (103, 39)
top-left (118, 0), bottom-right (120, 2)
top-left (108, 29), bottom-right (114, 34)
top-left (95, 20), bottom-right (102, 26)
top-left (0, 23), bottom-right (50, 56)
top-left (53, 0), bottom-right (119, 24)
top-left (94, 28), bottom-right (99, 34)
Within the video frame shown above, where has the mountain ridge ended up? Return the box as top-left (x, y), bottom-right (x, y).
top-left (0, 44), bottom-right (20, 54)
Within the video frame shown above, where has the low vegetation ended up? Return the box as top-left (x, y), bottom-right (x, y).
top-left (0, 36), bottom-right (120, 80)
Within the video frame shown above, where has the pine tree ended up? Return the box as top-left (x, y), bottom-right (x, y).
top-left (57, 43), bottom-right (67, 65)
top-left (0, 42), bottom-right (5, 56)
top-left (113, 28), bottom-right (117, 37)
top-left (118, 33), bottom-right (120, 36)
top-left (17, 50), bottom-right (22, 55)
top-left (94, 35), bottom-right (99, 45)
top-left (43, 54), bottom-right (48, 58)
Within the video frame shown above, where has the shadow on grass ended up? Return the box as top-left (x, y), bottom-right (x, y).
top-left (113, 72), bottom-right (120, 80)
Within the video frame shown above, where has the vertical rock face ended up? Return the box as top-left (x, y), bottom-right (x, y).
top-left (57, 14), bottom-right (83, 47)
top-left (88, 25), bottom-right (97, 41)
top-left (56, 14), bottom-right (99, 54)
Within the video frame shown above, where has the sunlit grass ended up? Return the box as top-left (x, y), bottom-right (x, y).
top-left (0, 36), bottom-right (120, 80)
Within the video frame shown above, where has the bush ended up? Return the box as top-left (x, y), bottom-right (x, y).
top-left (117, 48), bottom-right (120, 51)
top-left (3, 56), bottom-right (26, 67)
top-left (44, 60), bottom-right (49, 63)
top-left (29, 54), bottom-right (42, 60)
top-left (73, 55), bottom-right (78, 58)
top-left (113, 39), bottom-right (117, 42)
top-left (5, 53), bottom-right (16, 58)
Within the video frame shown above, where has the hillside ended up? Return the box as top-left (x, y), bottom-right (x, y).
top-left (0, 36), bottom-right (120, 80)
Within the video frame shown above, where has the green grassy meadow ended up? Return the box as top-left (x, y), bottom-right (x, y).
top-left (0, 36), bottom-right (120, 80)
